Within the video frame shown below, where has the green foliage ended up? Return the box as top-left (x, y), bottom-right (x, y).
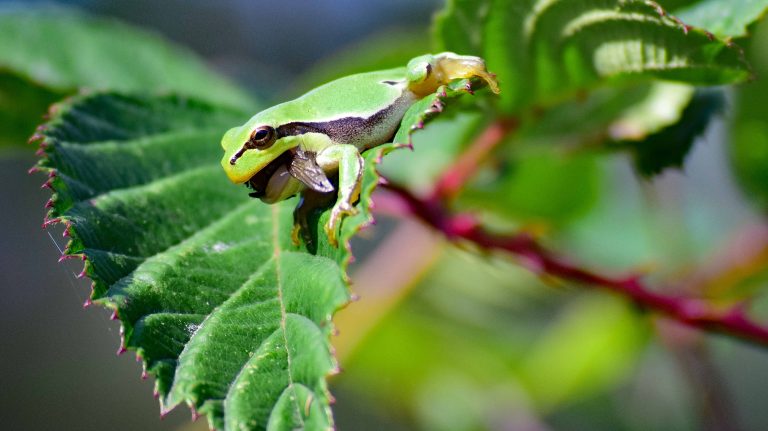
top-left (731, 21), bottom-right (768, 210)
top-left (435, 0), bottom-right (751, 113)
top-left (462, 148), bottom-right (602, 224)
top-left (293, 28), bottom-right (432, 95)
top-left (623, 88), bottom-right (725, 175)
top-left (8, 1), bottom-right (768, 430)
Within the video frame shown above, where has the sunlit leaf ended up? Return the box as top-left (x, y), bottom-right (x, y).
top-left (434, 0), bottom-right (751, 113)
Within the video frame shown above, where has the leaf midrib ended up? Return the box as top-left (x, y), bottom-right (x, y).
top-left (270, 204), bottom-right (304, 428)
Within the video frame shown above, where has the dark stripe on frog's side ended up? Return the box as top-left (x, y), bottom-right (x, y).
top-left (276, 92), bottom-right (413, 150)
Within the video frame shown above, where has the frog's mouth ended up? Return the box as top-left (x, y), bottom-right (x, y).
top-left (245, 150), bottom-right (294, 198)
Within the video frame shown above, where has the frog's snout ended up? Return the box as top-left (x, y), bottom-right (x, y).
top-left (221, 127), bottom-right (240, 150)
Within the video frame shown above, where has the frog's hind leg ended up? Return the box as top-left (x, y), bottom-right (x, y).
top-left (292, 188), bottom-right (337, 251)
top-left (316, 144), bottom-right (364, 247)
top-left (407, 52), bottom-right (500, 97)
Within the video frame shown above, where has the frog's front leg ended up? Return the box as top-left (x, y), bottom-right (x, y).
top-left (316, 144), bottom-right (363, 247)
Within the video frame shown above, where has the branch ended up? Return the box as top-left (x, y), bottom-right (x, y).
top-left (374, 184), bottom-right (768, 348)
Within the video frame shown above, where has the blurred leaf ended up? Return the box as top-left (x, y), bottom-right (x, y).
top-left (732, 120), bottom-right (768, 210)
top-left (675, 0), bottom-right (768, 38)
top-left (340, 249), bottom-right (650, 429)
top-left (518, 293), bottom-right (649, 410)
top-left (292, 28), bottom-right (431, 95)
top-left (620, 88), bottom-right (726, 175)
top-left (517, 85), bottom-right (653, 143)
top-left (36, 93), bottom-right (352, 430)
top-left (434, 0), bottom-right (751, 113)
top-left (730, 22), bottom-right (768, 211)
top-left (380, 113), bottom-right (485, 194)
top-left (609, 82), bottom-right (695, 141)
top-left (0, 6), bottom-right (256, 147)
top-left (339, 250), bottom-right (544, 430)
top-left (461, 148), bottom-right (602, 225)
top-left (0, 72), bottom-right (62, 149)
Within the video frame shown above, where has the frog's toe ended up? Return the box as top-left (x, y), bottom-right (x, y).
top-left (291, 223), bottom-right (302, 246)
top-left (324, 204), bottom-right (358, 247)
top-left (324, 221), bottom-right (339, 247)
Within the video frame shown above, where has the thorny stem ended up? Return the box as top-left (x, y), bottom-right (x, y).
top-left (374, 119), bottom-right (768, 348)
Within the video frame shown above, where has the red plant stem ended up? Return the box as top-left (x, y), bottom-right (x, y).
top-left (378, 183), bottom-right (768, 348)
top-left (431, 118), bottom-right (518, 201)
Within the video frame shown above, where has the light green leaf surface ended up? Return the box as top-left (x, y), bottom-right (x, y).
top-left (434, 0), bottom-right (752, 113)
top-left (36, 93), bottom-right (349, 431)
top-left (675, 0), bottom-right (768, 39)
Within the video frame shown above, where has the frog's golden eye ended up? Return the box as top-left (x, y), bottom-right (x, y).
top-left (248, 126), bottom-right (276, 149)
top-left (229, 126), bottom-right (277, 165)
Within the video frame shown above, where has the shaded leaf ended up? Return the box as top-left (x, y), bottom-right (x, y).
top-left (434, 0), bottom-right (751, 113)
top-left (0, 73), bottom-right (63, 149)
top-left (730, 22), bottom-right (768, 211)
top-left (621, 88), bottom-right (725, 175)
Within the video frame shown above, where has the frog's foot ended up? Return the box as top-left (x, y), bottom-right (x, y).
top-left (292, 189), bottom-right (336, 250)
top-left (408, 52), bottom-right (500, 97)
top-left (324, 202), bottom-right (359, 247)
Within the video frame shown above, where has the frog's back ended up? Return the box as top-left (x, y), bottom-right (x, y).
top-left (266, 68), bottom-right (409, 123)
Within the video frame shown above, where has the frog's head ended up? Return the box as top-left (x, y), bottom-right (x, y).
top-left (221, 119), bottom-right (301, 202)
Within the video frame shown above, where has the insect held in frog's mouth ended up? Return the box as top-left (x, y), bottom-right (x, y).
top-left (244, 150), bottom-right (295, 199)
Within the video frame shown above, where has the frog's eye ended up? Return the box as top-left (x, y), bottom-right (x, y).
top-left (248, 126), bottom-right (276, 149)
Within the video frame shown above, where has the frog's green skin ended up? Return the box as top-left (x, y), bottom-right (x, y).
top-left (221, 52), bottom-right (499, 246)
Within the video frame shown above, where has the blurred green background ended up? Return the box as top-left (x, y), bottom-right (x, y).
top-left (2, 1), bottom-right (768, 430)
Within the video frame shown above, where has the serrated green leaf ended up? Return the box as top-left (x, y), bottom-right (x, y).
top-left (36, 93), bottom-right (353, 431)
top-left (434, 0), bottom-right (751, 113)
top-left (675, 0), bottom-right (768, 39)
top-left (36, 78), bottom-right (484, 429)
top-left (0, 6), bottom-right (256, 147)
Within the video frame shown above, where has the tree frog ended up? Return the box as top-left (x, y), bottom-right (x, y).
top-left (221, 52), bottom-right (499, 246)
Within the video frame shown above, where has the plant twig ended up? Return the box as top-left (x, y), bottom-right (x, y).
top-left (375, 183), bottom-right (768, 348)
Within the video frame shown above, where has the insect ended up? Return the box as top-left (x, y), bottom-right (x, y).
top-left (220, 52), bottom-right (499, 246)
